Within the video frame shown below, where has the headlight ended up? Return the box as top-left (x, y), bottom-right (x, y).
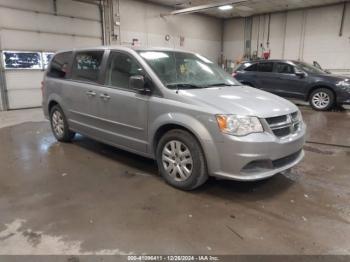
top-left (294, 110), bottom-right (303, 122)
top-left (336, 80), bottom-right (350, 89)
top-left (216, 115), bottom-right (264, 136)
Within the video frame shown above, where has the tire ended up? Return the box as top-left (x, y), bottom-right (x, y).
top-left (49, 105), bottom-right (75, 142)
top-left (309, 88), bottom-right (335, 111)
top-left (156, 129), bottom-right (208, 190)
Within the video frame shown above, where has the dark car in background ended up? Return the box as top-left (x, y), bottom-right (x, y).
top-left (233, 60), bottom-right (350, 111)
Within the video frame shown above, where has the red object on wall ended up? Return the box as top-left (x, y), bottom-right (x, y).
top-left (263, 50), bottom-right (271, 59)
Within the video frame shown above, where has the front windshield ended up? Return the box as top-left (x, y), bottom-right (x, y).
top-left (295, 61), bottom-right (325, 74)
top-left (138, 51), bottom-right (240, 89)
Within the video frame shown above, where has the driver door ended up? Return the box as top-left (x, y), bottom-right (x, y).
top-left (96, 51), bottom-right (149, 153)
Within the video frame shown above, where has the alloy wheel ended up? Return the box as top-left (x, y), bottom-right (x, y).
top-left (312, 92), bottom-right (330, 109)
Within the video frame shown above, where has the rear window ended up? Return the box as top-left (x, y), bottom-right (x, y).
top-left (47, 52), bottom-right (73, 79)
top-left (71, 51), bottom-right (104, 83)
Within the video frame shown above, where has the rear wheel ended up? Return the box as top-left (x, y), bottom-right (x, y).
top-left (156, 129), bottom-right (208, 190)
top-left (309, 88), bottom-right (335, 111)
top-left (50, 105), bottom-right (75, 142)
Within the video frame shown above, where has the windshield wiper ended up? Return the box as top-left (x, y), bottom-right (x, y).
top-left (166, 83), bottom-right (205, 90)
top-left (206, 83), bottom-right (238, 87)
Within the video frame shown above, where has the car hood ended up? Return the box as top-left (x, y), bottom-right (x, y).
top-left (311, 73), bottom-right (350, 82)
top-left (179, 86), bottom-right (298, 118)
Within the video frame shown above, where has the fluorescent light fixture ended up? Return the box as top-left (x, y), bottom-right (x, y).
top-left (218, 5), bottom-right (233, 11)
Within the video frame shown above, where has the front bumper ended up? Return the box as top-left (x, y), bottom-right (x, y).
top-left (336, 89), bottom-right (350, 105)
top-left (208, 123), bottom-right (306, 181)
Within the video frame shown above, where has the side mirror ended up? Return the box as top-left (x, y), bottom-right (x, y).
top-left (295, 71), bottom-right (306, 78)
top-left (129, 75), bottom-right (150, 94)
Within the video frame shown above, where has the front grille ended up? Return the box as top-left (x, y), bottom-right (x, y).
top-left (265, 112), bottom-right (301, 138)
top-left (265, 115), bottom-right (287, 125)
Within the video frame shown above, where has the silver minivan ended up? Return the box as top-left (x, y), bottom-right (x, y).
top-left (42, 46), bottom-right (306, 190)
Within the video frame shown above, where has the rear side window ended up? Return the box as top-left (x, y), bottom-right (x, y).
top-left (71, 51), bottom-right (104, 83)
top-left (275, 63), bottom-right (294, 74)
top-left (244, 63), bottom-right (258, 72)
top-left (258, 62), bottom-right (273, 72)
top-left (47, 52), bottom-right (72, 79)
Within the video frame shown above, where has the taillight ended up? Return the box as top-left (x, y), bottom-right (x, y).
top-left (41, 81), bottom-right (45, 97)
top-left (232, 72), bottom-right (237, 78)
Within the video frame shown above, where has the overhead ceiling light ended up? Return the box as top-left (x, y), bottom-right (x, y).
top-left (218, 5), bottom-right (233, 11)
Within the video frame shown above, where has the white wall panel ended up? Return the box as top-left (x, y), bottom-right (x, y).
top-left (223, 18), bottom-right (244, 61)
top-left (0, 0), bottom-right (52, 12)
top-left (303, 4), bottom-right (350, 69)
top-left (1, 30), bottom-right (101, 51)
top-left (223, 3), bottom-right (350, 71)
top-left (284, 10), bottom-right (304, 60)
top-left (0, 9), bottom-right (101, 38)
top-left (119, 0), bottom-right (222, 61)
top-left (5, 71), bottom-right (44, 109)
top-left (0, 0), bottom-right (102, 109)
top-left (268, 13), bottom-right (286, 59)
top-left (57, 0), bottom-right (100, 20)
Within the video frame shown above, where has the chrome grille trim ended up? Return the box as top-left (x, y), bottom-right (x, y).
top-left (265, 112), bottom-right (301, 138)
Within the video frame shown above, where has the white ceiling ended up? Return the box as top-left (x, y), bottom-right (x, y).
top-left (147, 0), bottom-right (347, 18)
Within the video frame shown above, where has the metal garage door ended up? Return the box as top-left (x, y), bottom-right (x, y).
top-left (0, 0), bottom-right (102, 110)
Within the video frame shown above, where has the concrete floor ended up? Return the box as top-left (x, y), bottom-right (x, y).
top-left (0, 107), bottom-right (349, 255)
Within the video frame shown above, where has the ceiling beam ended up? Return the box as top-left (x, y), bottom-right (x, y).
top-left (160, 0), bottom-right (249, 17)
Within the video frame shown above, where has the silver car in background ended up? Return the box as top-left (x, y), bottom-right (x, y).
top-left (42, 46), bottom-right (306, 190)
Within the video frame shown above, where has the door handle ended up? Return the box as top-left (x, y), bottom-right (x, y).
top-left (86, 90), bottom-right (96, 97)
top-left (100, 93), bottom-right (111, 100)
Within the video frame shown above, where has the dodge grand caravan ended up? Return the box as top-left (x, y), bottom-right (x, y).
top-left (42, 46), bottom-right (306, 190)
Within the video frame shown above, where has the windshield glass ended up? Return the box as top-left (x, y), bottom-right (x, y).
top-left (295, 61), bottom-right (325, 74)
top-left (138, 51), bottom-right (240, 89)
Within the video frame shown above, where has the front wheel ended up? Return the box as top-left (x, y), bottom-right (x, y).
top-left (50, 105), bottom-right (75, 142)
top-left (309, 88), bottom-right (335, 111)
top-left (156, 129), bottom-right (208, 190)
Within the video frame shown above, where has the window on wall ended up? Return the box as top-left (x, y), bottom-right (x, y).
top-left (71, 51), bottom-right (104, 83)
top-left (2, 51), bottom-right (42, 69)
top-left (2, 51), bottom-right (55, 70)
top-left (106, 52), bottom-right (144, 90)
top-left (47, 52), bottom-right (73, 79)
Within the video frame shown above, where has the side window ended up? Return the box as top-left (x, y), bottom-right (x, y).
top-left (275, 63), bottom-right (295, 74)
top-left (258, 62), bottom-right (274, 72)
top-left (106, 52), bottom-right (144, 90)
top-left (244, 63), bottom-right (258, 72)
top-left (71, 51), bottom-right (104, 83)
top-left (47, 52), bottom-right (72, 79)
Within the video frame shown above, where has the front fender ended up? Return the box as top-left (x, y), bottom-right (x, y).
top-left (149, 112), bottom-right (221, 174)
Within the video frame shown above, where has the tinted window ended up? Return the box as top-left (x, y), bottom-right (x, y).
top-left (106, 52), bottom-right (144, 89)
top-left (258, 62), bottom-right (273, 72)
top-left (294, 62), bottom-right (325, 74)
top-left (244, 63), bottom-right (258, 72)
top-left (72, 51), bottom-right (104, 82)
top-left (48, 52), bottom-right (72, 78)
top-left (275, 63), bottom-right (294, 74)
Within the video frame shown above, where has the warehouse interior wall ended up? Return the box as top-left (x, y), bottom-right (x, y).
top-left (0, 0), bottom-right (102, 110)
top-left (223, 3), bottom-right (350, 75)
top-left (116, 0), bottom-right (223, 62)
